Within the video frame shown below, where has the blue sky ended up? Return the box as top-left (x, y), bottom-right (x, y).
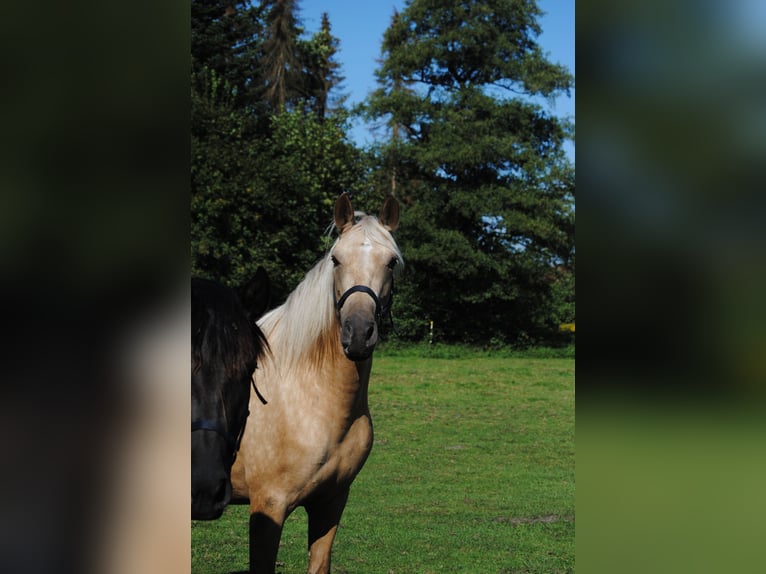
top-left (298, 0), bottom-right (574, 154)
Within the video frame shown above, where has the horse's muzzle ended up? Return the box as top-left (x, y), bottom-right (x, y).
top-left (191, 432), bottom-right (233, 520)
top-left (341, 314), bottom-right (378, 361)
top-left (191, 473), bottom-right (231, 520)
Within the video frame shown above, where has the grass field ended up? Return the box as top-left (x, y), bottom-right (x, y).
top-left (192, 347), bottom-right (575, 573)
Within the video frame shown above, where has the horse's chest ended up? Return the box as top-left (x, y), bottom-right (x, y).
top-left (309, 414), bottom-right (373, 488)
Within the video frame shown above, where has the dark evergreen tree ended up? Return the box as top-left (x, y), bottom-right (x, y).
top-left (191, 0), bottom-right (364, 304)
top-left (192, 0), bottom-right (260, 283)
top-left (260, 0), bottom-right (302, 112)
top-left (365, 0), bottom-right (574, 344)
top-left (191, 0), bottom-right (264, 111)
top-left (300, 12), bottom-right (346, 119)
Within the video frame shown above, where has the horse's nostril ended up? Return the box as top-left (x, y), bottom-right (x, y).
top-left (213, 477), bottom-right (231, 510)
top-left (365, 324), bottom-right (374, 340)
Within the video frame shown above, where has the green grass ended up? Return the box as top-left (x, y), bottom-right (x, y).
top-left (377, 341), bottom-right (575, 360)
top-left (192, 351), bottom-right (575, 573)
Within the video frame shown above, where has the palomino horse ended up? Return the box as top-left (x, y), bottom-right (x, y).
top-left (230, 193), bottom-right (401, 573)
top-left (192, 270), bottom-right (270, 520)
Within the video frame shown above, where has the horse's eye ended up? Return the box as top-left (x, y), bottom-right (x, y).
top-left (387, 257), bottom-right (397, 270)
top-left (331, 255), bottom-right (340, 267)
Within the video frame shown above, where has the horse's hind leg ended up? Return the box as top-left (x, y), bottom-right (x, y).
top-left (248, 510), bottom-right (284, 574)
top-left (305, 488), bottom-right (350, 574)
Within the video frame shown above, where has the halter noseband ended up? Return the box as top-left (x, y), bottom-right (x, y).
top-left (191, 375), bottom-right (267, 463)
top-left (191, 419), bottom-right (242, 452)
top-left (335, 278), bottom-right (394, 327)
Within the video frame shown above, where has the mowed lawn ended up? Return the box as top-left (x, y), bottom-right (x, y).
top-left (192, 350), bottom-right (575, 573)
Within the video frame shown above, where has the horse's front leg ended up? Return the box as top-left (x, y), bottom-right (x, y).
top-left (305, 488), bottom-right (350, 574)
top-left (248, 506), bottom-right (285, 574)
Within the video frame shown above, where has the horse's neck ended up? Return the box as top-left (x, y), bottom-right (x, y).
top-left (308, 331), bottom-right (372, 413)
top-left (263, 317), bottom-right (372, 415)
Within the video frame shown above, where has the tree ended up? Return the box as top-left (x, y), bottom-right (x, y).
top-left (365, 0), bottom-right (574, 344)
top-left (192, 0), bottom-right (364, 303)
top-left (260, 0), bottom-right (302, 112)
top-left (191, 1), bottom-right (265, 285)
top-left (300, 12), bottom-right (346, 119)
top-left (191, 0), bottom-right (264, 111)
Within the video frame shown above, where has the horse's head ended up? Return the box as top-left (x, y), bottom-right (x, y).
top-left (191, 274), bottom-right (269, 520)
top-left (331, 193), bottom-right (401, 362)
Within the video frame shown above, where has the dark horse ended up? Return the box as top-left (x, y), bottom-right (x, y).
top-left (191, 269), bottom-right (270, 520)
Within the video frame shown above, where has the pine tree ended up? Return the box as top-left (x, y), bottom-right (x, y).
top-left (191, 0), bottom-right (364, 302)
top-left (366, 0), bottom-right (574, 344)
top-left (301, 12), bottom-right (346, 119)
top-left (191, 0), bottom-right (264, 111)
top-left (260, 0), bottom-right (302, 112)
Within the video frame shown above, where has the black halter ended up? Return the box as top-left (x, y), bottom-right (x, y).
top-left (191, 418), bottom-right (246, 464)
top-left (191, 376), bottom-right (267, 462)
top-left (335, 277), bottom-right (395, 328)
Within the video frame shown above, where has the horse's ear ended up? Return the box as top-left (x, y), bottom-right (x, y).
top-left (379, 195), bottom-right (400, 232)
top-left (334, 192), bottom-right (354, 233)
